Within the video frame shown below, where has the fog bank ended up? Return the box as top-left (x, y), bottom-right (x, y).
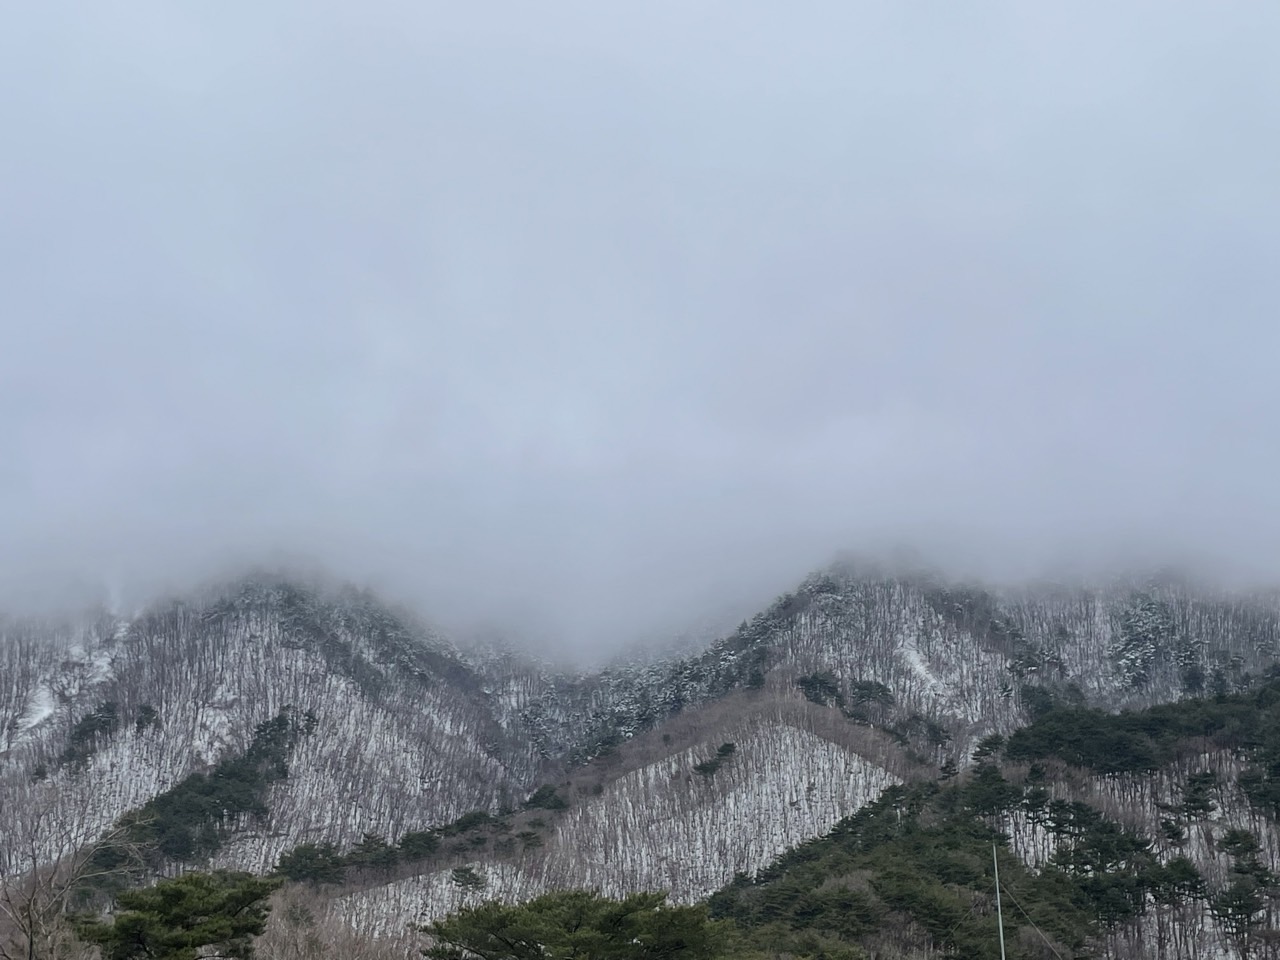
top-left (2, 3), bottom-right (1278, 651)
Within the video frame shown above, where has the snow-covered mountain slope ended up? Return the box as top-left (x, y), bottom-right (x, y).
top-left (339, 692), bottom-right (907, 934)
top-left (3, 562), bottom-right (1280, 944)
top-left (995, 745), bottom-right (1280, 960)
top-left (1, 577), bottom-right (536, 874)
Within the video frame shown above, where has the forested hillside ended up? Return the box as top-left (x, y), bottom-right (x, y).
top-left (3, 564), bottom-right (1280, 957)
top-left (711, 674), bottom-right (1280, 958)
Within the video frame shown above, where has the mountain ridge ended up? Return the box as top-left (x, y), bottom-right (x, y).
top-left (4, 560), bottom-right (1280, 956)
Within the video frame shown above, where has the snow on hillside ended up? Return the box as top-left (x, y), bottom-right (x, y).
top-left (5, 565), bottom-right (1280, 951)
top-left (338, 716), bottom-right (896, 933)
top-left (1, 582), bottom-right (540, 879)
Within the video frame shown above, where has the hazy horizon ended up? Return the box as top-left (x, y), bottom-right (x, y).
top-left (3, 3), bottom-right (1279, 654)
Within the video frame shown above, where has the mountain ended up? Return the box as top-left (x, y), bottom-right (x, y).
top-left (3, 562), bottom-right (1279, 958)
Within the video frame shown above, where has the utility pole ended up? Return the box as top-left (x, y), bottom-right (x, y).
top-left (993, 843), bottom-right (1007, 960)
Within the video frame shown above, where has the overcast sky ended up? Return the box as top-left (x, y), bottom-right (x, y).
top-left (2, 3), bottom-right (1278, 651)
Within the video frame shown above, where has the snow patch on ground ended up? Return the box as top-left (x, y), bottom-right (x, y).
top-left (13, 687), bottom-right (56, 741)
top-left (66, 644), bottom-right (113, 684)
top-left (900, 637), bottom-right (946, 699)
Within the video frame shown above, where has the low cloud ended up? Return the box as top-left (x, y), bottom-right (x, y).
top-left (2, 3), bottom-right (1278, 652)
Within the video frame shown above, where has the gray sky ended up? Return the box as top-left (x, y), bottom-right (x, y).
top-left (2, 3), bottom-right (1279, 652)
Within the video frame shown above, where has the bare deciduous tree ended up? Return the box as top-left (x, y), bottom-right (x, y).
top-left (0, 780), bottom-right (145, 960)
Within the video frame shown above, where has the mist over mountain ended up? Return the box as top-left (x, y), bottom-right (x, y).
top-left (4, 561), bottom-right (1280, 958)
top-left (3, 3), bottom-right (1280, 656)
top-left (4, 7), bottom-right (1280, 955)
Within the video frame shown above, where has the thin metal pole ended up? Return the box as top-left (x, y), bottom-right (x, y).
top-left (993, 843), bottom-right (1007, 960)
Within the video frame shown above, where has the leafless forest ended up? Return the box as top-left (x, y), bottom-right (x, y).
top-left (4, 565), bottom-right (1280, 957)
